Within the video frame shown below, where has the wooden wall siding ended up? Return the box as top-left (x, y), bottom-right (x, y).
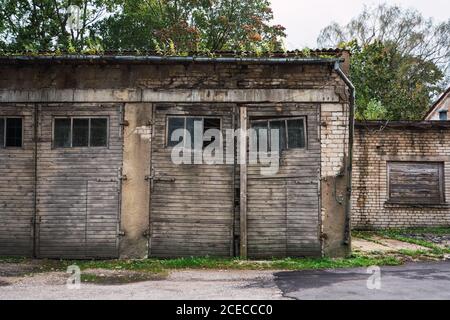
top-left (36, 105), bottom-right (123, 258)
top-left (0, 105), bottom-right (35, 256)
top-left (247, 104), bottom-right (321, 258)
top-left (150, 104), bottom-right (235, 257)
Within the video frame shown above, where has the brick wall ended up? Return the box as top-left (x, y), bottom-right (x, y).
top-left (0, 63), bottom-right (344, 90)
top-left (352, 122), bottom-right (450, 229)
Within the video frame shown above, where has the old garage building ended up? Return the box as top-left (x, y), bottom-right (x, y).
top-left (0, 52), bottom-right (353, 259)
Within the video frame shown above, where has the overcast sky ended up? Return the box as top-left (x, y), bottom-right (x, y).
top-left (270, 0), bottom-right (450, 49)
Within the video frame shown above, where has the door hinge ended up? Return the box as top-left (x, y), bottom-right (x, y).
top-left (120, 120), bottom-right (129, 127)
top-left (143, 229), bottom-right (151, 238)
top-left (118, 230), bottom-right (126, 237)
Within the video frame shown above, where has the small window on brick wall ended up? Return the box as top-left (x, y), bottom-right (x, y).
top-left (387, 162), bottom-right (445, 204)
top-left (0, 117), bottom-right (23, 148)
top-left (53, 117), bottom-right (108, 148)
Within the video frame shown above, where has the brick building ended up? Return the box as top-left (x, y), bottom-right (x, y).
top-left (0, 51), bottom-right (353, 259)
top-left (352, 121), bottom-right (450, 229)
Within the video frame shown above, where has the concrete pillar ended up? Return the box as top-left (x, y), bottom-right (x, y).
top-left (119, 103), bottom-right (152, 258)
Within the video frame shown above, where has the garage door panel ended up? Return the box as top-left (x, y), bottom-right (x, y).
top-left (150, 105), bottom-right (235, 257)
top-left (37, 105), bottom-right (122, 259)
top-left (0, 106), bottom-right (35, 256)
top-left (247, 105), bottom-right (321, 258)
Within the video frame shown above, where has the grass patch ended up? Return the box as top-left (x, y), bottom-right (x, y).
top-left (31, 254), bottom-right (402, 274)
top-left (80, 270), bottom-right (167, 285)
top-left (0, 256), bottom-right (28, 264)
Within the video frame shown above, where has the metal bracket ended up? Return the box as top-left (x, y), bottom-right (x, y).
top-left (118, 230), bottom-right (125, 237)
top-left (120, 120), bottom-right (129, 126)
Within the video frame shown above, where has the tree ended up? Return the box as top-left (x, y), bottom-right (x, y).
top-left (348, 40), bottom-right (444, 120)
top-left (97, 0), bottom-right (286, 52)
top-left (0, 0), bottom-right (114, 52)
top-left (318, 4), bottom-right (450, 120)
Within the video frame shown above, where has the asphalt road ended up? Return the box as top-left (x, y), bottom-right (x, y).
top-left (2, 261), bottom-right (450, 299)
top-left (274, 261), bottom-right (450, 300)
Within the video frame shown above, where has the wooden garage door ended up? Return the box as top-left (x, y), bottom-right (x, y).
top-left (149, 104), bottom-right (235, 257)
top-left (36, 105), bottom-right (123, 259)
top-left (0, 105), bottom-right (35, 256)
top-left (247, 105), bottom-right (321, 258)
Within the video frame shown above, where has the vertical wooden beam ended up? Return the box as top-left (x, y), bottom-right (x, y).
top-left (239, 105), bottom-right (248, 259)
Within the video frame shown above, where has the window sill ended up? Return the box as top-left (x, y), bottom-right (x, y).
top-left (384, 201), bottom-right (449, 209)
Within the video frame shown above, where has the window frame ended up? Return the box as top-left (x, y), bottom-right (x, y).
top-left (165, 115), bottom-right (223, 149)
top-left (0, 116), bottom-right (24, 149)
top-left (52, 116), bottom-right (110, 149)
top-left (250, 116), bottom-right (308, 151)
top-left (387, 161), bottom-right (445, 205)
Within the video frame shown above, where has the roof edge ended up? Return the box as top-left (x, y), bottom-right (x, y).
top-left (355, 120), bottom-right (450, 130)
top-left (0, 54), bottom-right (343, 65)
top-left (424, 87), bottom-right (450, 119)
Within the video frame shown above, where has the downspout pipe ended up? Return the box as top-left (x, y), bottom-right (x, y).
top-left (333, 61), bottom-right (355, 246)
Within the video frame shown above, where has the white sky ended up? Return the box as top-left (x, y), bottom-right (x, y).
top-left (270, 0), bottom-right (450, 49)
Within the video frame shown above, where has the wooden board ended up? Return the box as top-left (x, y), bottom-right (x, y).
top-left (388, 161), bottom-right (444, 204)
top-left (36, 105), bottom-right (123, 259)
top-left (149, 104), bottom-right (235, 257)
top-left (0, 105), bottom-right (35, 256)
top-left (246, 104), bottom-right (321, 258)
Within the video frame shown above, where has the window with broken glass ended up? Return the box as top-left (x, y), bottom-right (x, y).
top-left (0, 117), bottom-right (23, 148)
top-left (53, 117), bottom-right (108, 148)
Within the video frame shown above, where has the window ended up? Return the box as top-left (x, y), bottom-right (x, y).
top-left (439, 110), bottom-right (448, 120)
top-left (166, 116), bottom-right (221, 149)
top-left (0, 117), bottom-right (23, 148)
top-left (250, 117), bottom-right (306, 152)
top-left (54, 117), bottom-right (108, 148)
top-left (388, 162), bottom-right (444, 204)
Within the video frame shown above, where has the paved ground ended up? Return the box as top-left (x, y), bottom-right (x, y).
top-left (2, 261), bottom-right (450, 300)
top-left (352, 237), bottom-right (430, 253)
top-left (275, 261), bottom-right (450, 300)
top-left (0, 269), bottom-right (286, 300)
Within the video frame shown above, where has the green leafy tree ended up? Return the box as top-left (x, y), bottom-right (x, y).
top-left (97, 0), bottom-right (286, 52)
top-left (0, 0), bottom-right (115, 52)
top-left (349, 40), bottom-right (443, 120)
top-left (318, 4), bottom-right (450, 120)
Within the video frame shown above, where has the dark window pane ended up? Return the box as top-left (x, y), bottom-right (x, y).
top-left (5, 118), bottom-right (22, 147)
top-left (167, 117), bottom-right (185, 147)
top-left (54, 118), bottom-right (71, 148)
top-left (203, 118), bottom-right (221, 148)
top-left (251, 121), bottom-right (269, 152)
top-left (72, 118), bottom-right (89, 147)
top-left (186, 117), bottom-right (202, 149)
top-left (90, 118), bottom-right (108, 147)
top-left (0, 118), bottom-right (4, 148)
top-left (287, 119), bottom-right (306, 149)
top-left (439, 111), bottom-right (447, 120)
top-left (269, 120), bottom-right (286, 152)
